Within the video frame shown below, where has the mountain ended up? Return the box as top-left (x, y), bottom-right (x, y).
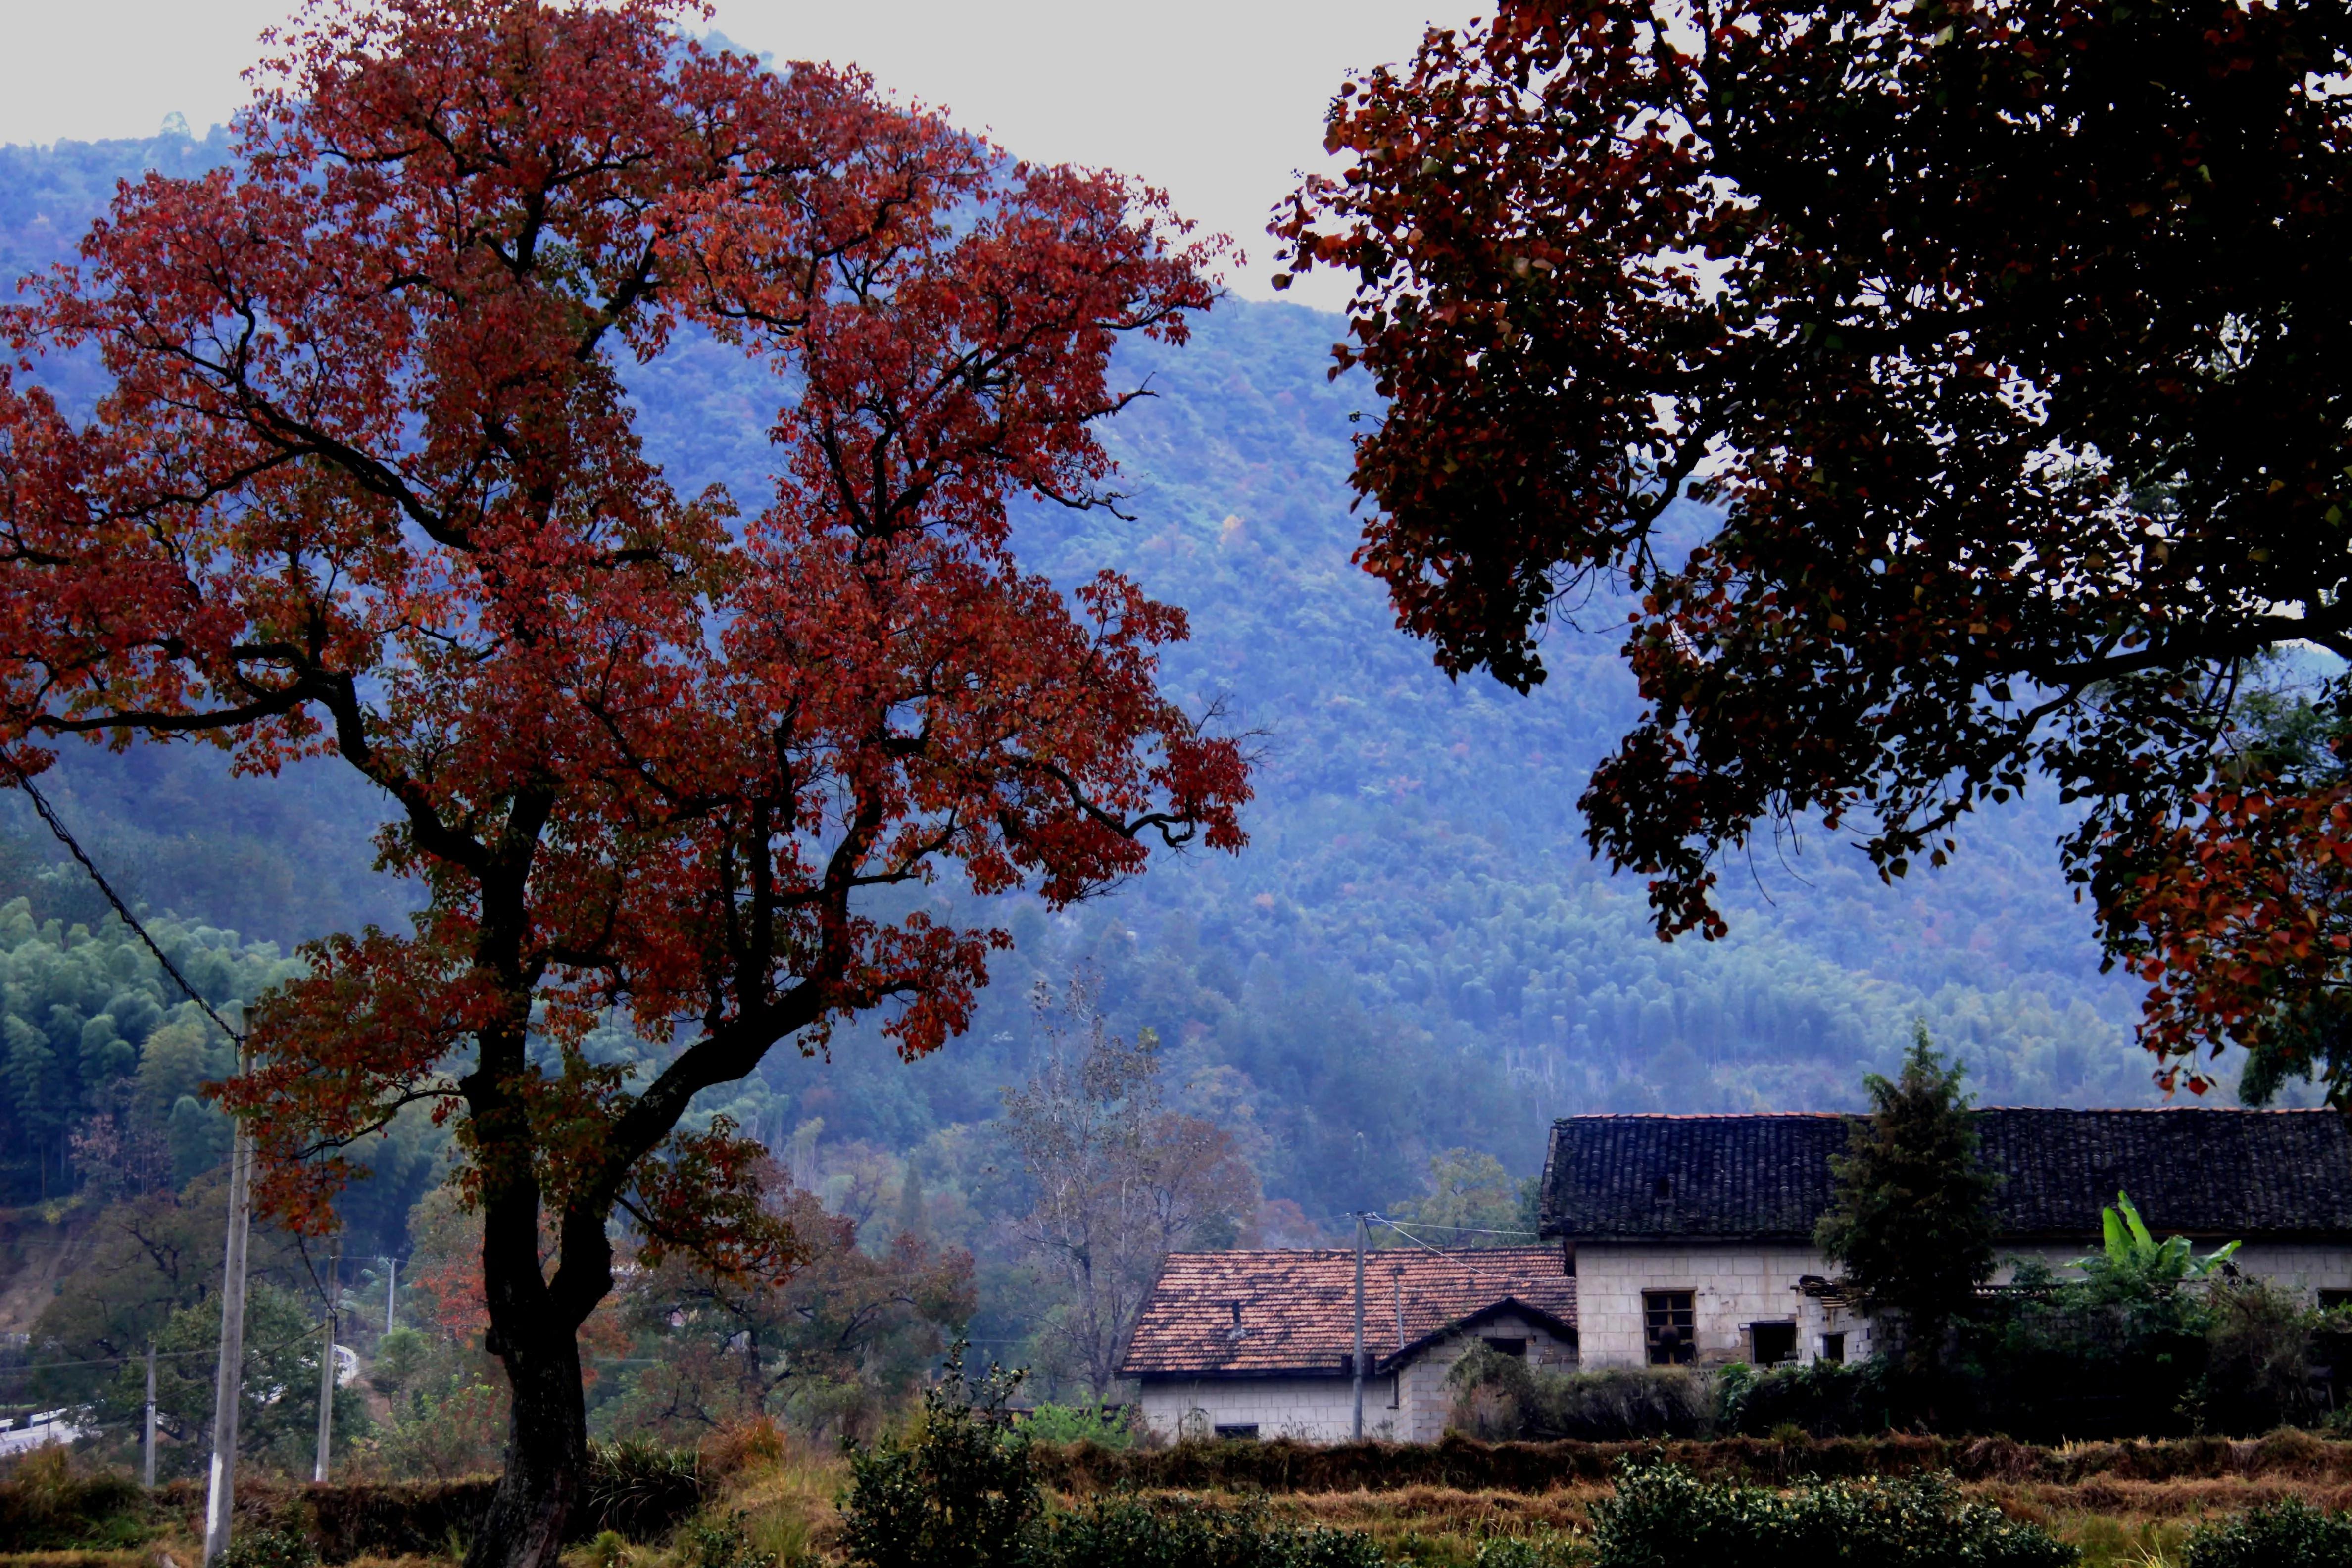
top-left (0, 130), bottom-right (2213, 1222)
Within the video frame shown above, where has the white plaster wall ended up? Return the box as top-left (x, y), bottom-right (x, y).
top-left (1138, 1376), bottom-right (1371, 1443)
top-left (1992, 1241), bottom-right (2352, 1296)
top-left (1137, 1311), bottom-right (1581, 1445)
top-left (2224, 1242), bottom-right (2352, 1293)
top-left (1393, 1310), bottom-right (1579, 1442)
top-left (1574, 1244), bottom-right (1867, 1370)
top-left (1575, 1239), bottom-right (2352, 1369)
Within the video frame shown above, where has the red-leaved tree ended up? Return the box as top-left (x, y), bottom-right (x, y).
top-left (1276, 0), bottom-right (2352, 1104)
top-left (0, 0), bottom-right (1246, 1558)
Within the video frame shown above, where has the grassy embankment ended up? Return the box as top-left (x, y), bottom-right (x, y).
top-left (11, 1431), bottom-right (2352, 1568)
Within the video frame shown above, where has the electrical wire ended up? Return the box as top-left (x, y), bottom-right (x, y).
top-left (1374, 1220), bottom-right (1538, 1238)
top-left (0, 1350), bottom-right (221, 1373)
top-left (1367, 1212), bottom-right (1556, 1292)
top-left (0, 1323), bottom-right (332, 1377)
top-left (0, 753), bottom-right (246, 1047)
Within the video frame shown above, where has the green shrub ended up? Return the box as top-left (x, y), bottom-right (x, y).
top-left (684, 1511), bottom-right (780, 1568)
top-left (1588, 1460), bottom-right (2074, 1568)
top-left (2182, 1500), bottom-right (2352, 1568)
top-left (305, 1477), bottom-right (496, 1560)
top-left (585, 1437), bottom-right (703, 1539)
top-left (1472, 1530), bottom-right (1590, 1568)
top-left (1717, 1360), bottom-right (1894, 1438)
top-left (0, 1446), bottom-right (148, 1549)
top-left (369, 1326), bottom-right (431, 1395)
top-left (217, 1527), bottom-right (321, 1568)
top-left (1452, 1350), bottom-right (1716, 1441)
top-left (839, 1343), bottom-right (1040, 1568)
top-left (1035, 1496), bottom-right (1384, 1568)
top-left (1020, 1402), bottom-right (1134, 1450)
top-left (2194, 1280), bottom-right (2328, 1434)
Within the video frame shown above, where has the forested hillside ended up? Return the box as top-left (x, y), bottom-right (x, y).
top-left (0, 129), bottom-right (2198, 1228)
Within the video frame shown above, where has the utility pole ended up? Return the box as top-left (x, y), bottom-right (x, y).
top-left (384, 1256), bottom-right (396, 1336)
top-left (203, 1102), bottom-right (252, 1566)
top-left (1352, 1212), bottom-right (1367, 1441)
top-left (314, 1235), bottom-right (340, 1483)
top-left (142, 1340), bottom-right (156, 1489)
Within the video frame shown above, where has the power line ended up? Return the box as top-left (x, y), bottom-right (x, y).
top-left (0, 1323), bottom-right (330, 1376)
top-left (1367, 1213), bottom-right (1553, 1292)
top-left (0, 1351), bottom-right (221, 1373)
top-left (1, 754), bottom-right (245, 1047)
top-left (1375, 1219), bottom-right (1538, 1238)
top-left (1, 756), bottom-right (258, 1566)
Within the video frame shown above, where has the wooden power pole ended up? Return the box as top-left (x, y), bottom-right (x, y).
top-left (1352, 1212), bottom-right (1367, 1440)
top-left (314, 1236), bottom-right (340, 1482)
top-left (202, 1109), bottom-right (252, 1565)
top-left (142, 1340), bottom-right (156, 1489)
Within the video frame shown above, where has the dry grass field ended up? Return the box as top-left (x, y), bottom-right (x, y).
top-left (9, 1432), bottom-right (2352, 1568)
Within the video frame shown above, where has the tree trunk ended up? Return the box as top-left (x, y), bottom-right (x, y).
top-left (466, 1319), bottom-right (589, 1568)
top-left (463, 1001), bottom-right (593, 1568)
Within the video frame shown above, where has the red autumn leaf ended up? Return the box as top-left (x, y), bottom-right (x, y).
top-left (0, 0), bottom-right (1244, 1556)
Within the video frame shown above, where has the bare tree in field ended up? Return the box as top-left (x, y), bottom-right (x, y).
top-left (1001, 970), bottom-right (1258, 1400)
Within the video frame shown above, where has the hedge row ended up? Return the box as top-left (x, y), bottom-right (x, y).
top-left (1031, 1430), bottom-right (2352, 1494)
top-left (306, 1478), bottom-right (500, 1560)
top-left (0, 1442), bottom-right (699, 1561)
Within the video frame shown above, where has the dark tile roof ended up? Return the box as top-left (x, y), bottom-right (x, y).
top-left (1120, 1247), bottom-right (1574, 1379)
top-left (1538, 1108), bottom-right (2352, 1244)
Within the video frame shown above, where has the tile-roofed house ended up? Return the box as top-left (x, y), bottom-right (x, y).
top-left (1122, 1247), bottom-right (1575, 1443)
top-left (1540, 1108), bottom-right (2352, 1371)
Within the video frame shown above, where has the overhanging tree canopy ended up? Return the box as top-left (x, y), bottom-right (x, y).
top-left (1277, 0), bottom-right (2352, 1100)
top-left (0, 0), bottom-right (1246, 1559)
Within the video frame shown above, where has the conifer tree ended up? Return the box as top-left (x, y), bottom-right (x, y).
top-left (1815, 1027), bottom-right (1999, 1372)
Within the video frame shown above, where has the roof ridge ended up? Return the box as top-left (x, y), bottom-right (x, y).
top-left (1540, 1102), bottom-right (2352, 1242)
top-left (1160, 1246), bottom-right (1557, 1259)
top-left (1549, 1111), bottom-right (1853, 1123)
top-left (1549, 1106), bottom-right (2344, 1123)
top-left (1972, 1105), bottom-right (2340, 1115)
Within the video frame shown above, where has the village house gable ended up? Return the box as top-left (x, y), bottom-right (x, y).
top-left (1539, 1108), bottom-right (2352, 1371)
top-left (1121, 1247), bottom-right (1575, 1443)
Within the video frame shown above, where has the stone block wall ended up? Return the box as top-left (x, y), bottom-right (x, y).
top-left (1574, 1243), bottom-right (1865, 1370)
top-left (1576, 1237), bottom-right (2352, 1370)
top-left (1392, 1309), bottom-right (1578, 1441)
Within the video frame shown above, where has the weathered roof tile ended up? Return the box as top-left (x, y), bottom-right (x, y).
top-left (1121, 1247), bottom-right (1573, 1379)
top-left (1538, 1108), bottom-right (2352, 1243)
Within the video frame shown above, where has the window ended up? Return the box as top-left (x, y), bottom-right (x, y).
top-left (1213, 1423), bottom-right (1260, 1441)
top-left (2322, 1290), bottom-right (2352, 1311)
top-left (1819, 1332), bottom-right (1846, 1365)
top-left (1483, 1336), bottom-right (1528, 1358)
top-left (1749, 1322), bottom-right (1798, 1366)
top-left (1644, 1289), bottom-right (1696, 1366)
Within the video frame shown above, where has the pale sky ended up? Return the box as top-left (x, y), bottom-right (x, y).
top-left (0, 0), bottom-right (1476, 309)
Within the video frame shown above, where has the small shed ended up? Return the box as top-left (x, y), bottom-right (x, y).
top-left (1121, 1247), bottom-right (1576, 1443)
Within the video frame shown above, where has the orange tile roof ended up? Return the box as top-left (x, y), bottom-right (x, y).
top-left (1121, 1246), bottom-right (1575, 1379)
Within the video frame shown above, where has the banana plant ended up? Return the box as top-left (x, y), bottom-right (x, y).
top-left (2073, 1190), bottom-right (2240, 1301)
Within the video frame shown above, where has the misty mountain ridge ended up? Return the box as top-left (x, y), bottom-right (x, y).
top-left (0, 130), bottom-right (2227, 1220)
